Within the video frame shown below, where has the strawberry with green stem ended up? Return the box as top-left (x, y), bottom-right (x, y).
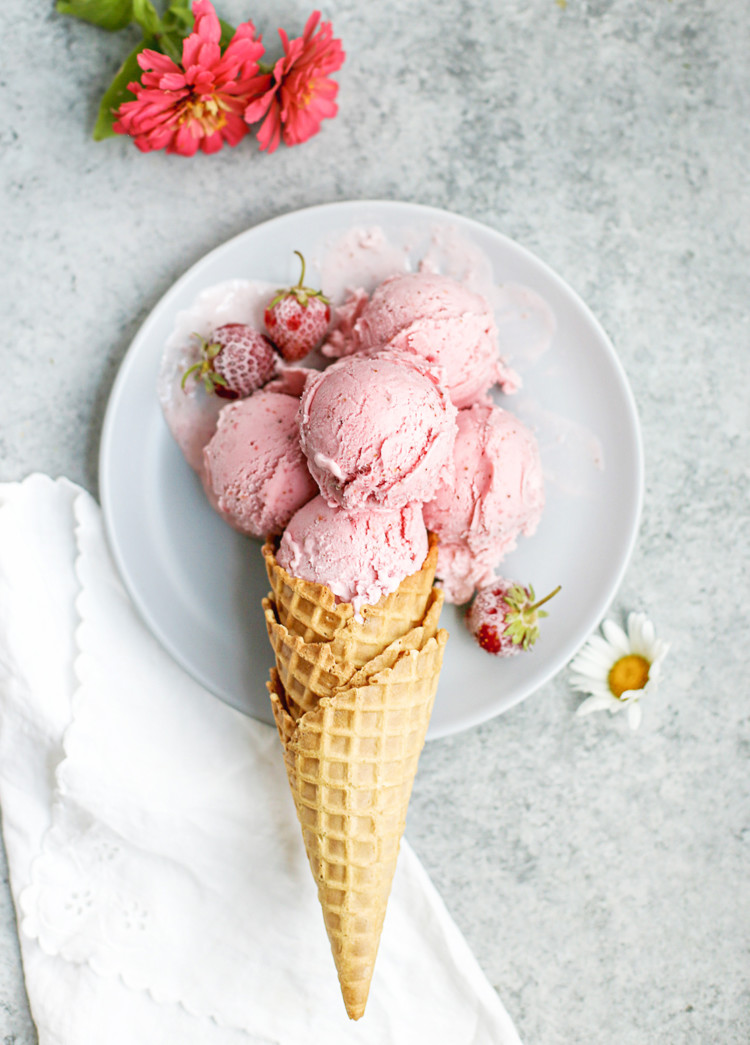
top-left (181, 324), bottom-right (277, 399)
top-left (466, 580), bottom-right (561, 657)
top-left (264, 251), bottom-right (331, 361)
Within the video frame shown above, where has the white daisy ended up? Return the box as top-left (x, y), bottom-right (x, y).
top-left (569, 612), bottom-right (670, 729)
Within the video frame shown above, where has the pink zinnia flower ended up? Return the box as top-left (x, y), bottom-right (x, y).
top-left (113, 0), bottom-right (265, 156)
top-left (244, 11), bottom-right (345, 153)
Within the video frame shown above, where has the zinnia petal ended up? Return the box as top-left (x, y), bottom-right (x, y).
top-left (255, 102), bottom-right (283, 152)
top-left (200, 129), bottom-right (225, 154)
top-left (244, 80), bottom-right (275, 122)
top-left (173, 121), bottom-right (201, 156)
top-left (250, 12), bottom-right (344, 151)
top-left (221, 111), bottom-right (249, 146)
top-left (138, 49), bottom-right (180, 75)
top-left (114, 0), bottom-right (266, 156)
top-left (158, 72), bottom-right (188, 91)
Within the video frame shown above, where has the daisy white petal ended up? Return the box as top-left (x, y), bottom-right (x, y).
top-left (652, 639), bottom-right (671, 664)
top-left (569, 654), bottom-right (609, 678)
top-left (586, 634), bottom-right (620, 657)
top-left (568, 610), bottom-right (668, 730)
top-left (570, 678), bottom-right (611, 698)
top-left (627, 702), bottom-right (642, 730)
top-left (568, 675), bottom-right (591, 691)
top-left (627, 612), bottom-right (652, 656)
top-left (619, 688), bottom-right (644, 702)
top-left (602, 618), bottom-right (630, 654)
top-left (640, 617), bottom-right (656, 649)
top-left (569, 643), bottom-right (615, 673)
top-left (576, 695), bottom-right (616, 716)
top-left (578, 644), bottom-right (615, 667)
top-left (626, 610), bottom-right (645, 635)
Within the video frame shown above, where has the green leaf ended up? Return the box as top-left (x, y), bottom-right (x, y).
top-left (163, 0), bottom-right (194, 34)
top-left (131, 0), bottom-right (162, 37)
top-left (56, 0), bottom-right (134, 32)
top-left (218, 18), bottom-right (237, 48)
top-left (93, 40), bottom-right (151, 140)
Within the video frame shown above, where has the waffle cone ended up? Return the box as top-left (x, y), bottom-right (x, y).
top-left (267, 626), bottom-right (447, 1020)
top-left (262, 533), bottom-right (438, 648)
top-left (262, 538), bottom-right (448, 1020)
top-left (263, 587), bottom-right (445, 721)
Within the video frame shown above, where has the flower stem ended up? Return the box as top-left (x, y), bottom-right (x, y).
top-left (528, 585), bottom-right (561, 612)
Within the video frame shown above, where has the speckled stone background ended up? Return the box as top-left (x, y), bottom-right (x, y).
top-left (2, 1), bottom-right (749, 1042)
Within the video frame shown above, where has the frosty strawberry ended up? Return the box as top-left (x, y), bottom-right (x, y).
top-left (264, 251), bottom-right (330, 361)
top-left (181, 324), bottom-right (277, 399)
top-left (466, 580), bottom-right (560, 657)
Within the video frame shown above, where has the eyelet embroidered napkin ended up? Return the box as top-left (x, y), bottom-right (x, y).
top-left (0, 475), bottom-right (522, 1045)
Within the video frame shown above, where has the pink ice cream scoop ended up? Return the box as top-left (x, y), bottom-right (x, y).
top-left (323, 271), bottom-right (518, 408)
top-left (277, 496), bottom-right (428, 613)
top-left (423, 403), bottom-right (545, 603)
top-left (299, 352), bottom-right (457, 512)
top-left (203, 391), bottom-right (317, 538)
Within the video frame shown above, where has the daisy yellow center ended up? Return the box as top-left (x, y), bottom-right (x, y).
top-left (178, 93), bottom-right (228, 135)
top-left (608, 654), bottom-right (650, 699)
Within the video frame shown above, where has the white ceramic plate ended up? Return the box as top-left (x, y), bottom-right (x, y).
top-left (100, 200), bottom-right (643, 739)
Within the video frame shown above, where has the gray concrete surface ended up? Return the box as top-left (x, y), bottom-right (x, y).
top-left (1, 1), bottom-right (748, 1042)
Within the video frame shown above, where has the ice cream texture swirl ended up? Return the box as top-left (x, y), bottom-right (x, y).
top-left (299, 352), bottom-right (458, 513)
top-left (159, 240), bottom-right (549, 610)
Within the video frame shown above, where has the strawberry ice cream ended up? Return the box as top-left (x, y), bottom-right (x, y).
top-left (162, 234), bottom-right (552, 634)
top-left (203, 390), bottom-right (317, 537)
top-left (299, 352), bottom-right (457, 512)
top-left (323, 271), bottom-right (519, 408)
top-left (264, 363), bottom-right (318, 397)
top-left (158, 279), bottom-right (277, 472)
top-left (277, 496), bottom-right (428, 613)
top-left (423, 403), bottom-right (545, 603)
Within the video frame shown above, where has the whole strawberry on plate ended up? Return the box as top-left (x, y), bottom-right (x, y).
top-left (264, 251), bottom-right (331, 361)
top-left (466, 579), bottom-right (561, 657)
top-left (181, 324), bottom-right (277, 399)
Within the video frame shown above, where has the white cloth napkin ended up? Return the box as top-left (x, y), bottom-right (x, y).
top-left (0, 475), bottom-right (522, 1045)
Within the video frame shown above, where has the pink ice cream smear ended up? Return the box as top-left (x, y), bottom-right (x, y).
top-left (277, 497), bottom-right (428, 614)
top-left (423, 403), bottom-right (545, 603)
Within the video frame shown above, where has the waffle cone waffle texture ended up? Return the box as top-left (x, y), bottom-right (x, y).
top-left (263, 537), bottom-right (448, 1020)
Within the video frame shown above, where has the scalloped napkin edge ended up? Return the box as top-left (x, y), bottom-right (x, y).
top-left (0, 475), bottom-right (521, 1045)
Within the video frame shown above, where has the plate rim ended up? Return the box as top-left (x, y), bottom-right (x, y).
top-left (99, 199), bottom-right (644, 739)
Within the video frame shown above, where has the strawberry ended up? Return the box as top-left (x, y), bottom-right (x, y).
top-left (264, 251), bottom-right (331, 361)
top-left (466, 579), bottom-right (561, 657)
top-left (181, 324), bottom-right (277, 399)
